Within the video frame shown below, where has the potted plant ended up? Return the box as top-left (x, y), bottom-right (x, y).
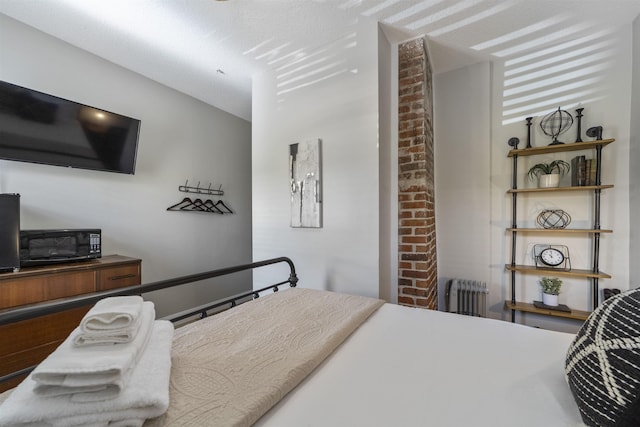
top-left (539, 277), bottom-right (562, 306)
top-left (527, 160), bottom-right (570, 188)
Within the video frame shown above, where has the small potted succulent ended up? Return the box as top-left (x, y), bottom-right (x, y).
top-left (527, 160), bottom-right (570, 188)
top-left (539, 277), bottom-right (562, 306)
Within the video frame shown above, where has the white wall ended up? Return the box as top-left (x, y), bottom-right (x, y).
top-left (488, 26), bottom-right (634, 333)
top-left (433, 62), bottom-right (492, 311)
top-left (434, 26), bottom-right (634, 333)
top-left (377, 26), bottom-right (397, 303)
top-left (0, 15), bottom-right (252, 317)
top-left (631, 16), bottom-right (640, 288)
top-left (252, 18), bottom-right (380, 298)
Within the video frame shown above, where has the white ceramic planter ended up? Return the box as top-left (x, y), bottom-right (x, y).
top-left (542, 293), bottom-right (559, 306)
top-left (539, 173), bottom-right (560, 188)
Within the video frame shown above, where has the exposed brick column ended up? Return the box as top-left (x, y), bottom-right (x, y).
top-left (397, 38), bottom-right (437, 309)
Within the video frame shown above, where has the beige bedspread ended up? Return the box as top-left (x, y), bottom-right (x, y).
top-left (146, 288), bottom-right (384, 427)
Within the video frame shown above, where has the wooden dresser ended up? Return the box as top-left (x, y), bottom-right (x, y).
top-left (0, 255), bottom-right (141, 392)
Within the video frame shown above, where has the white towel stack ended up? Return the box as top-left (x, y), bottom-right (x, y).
top-left (0, 296), bottom-right (174, 427)
top-left (33, 301), bottom-right (155, 402)
top-left (75, 296), bottom-right (148, 346)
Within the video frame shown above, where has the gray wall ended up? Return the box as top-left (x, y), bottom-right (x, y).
top-left (433, 62), bottom-right (492, 311)
top-left (377, 26), bottom-right (396, 303)
top-left (631, 15), bottom-right (640, 289)
top-left (0, 15), bottom-right (253, 317)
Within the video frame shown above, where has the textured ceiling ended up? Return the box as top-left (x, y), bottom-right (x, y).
top-left (1, 0), bottom-right (639, 121)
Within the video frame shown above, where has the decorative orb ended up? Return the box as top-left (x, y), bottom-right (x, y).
top-left (537, 209), bottom-right (571, 229)
top-left (540, 107), bottom-right (573, 145)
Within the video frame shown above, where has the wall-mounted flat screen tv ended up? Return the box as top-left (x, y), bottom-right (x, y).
top-left (0, 80), bottom-right (140, 174)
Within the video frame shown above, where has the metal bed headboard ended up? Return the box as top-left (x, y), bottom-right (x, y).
top-left (0, 256), bottom-right (298, 384)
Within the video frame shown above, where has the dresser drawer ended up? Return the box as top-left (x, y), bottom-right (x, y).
top-left (0, 271), bottom-right (96, 309)
top-left (0, 306), bottom-right (91, 392)
top-left (0, 306), bottom-right (90, 367)
top-left (97, 264), bottom-right (141, 291)
top-left (0, 255), bottom-right (141, 393)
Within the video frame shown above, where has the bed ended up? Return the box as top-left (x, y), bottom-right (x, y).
top-left (0, 257), bottom-right (636, 426)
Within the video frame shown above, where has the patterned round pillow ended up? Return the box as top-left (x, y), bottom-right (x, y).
top-left (565, 288), bottom-right (640, 426)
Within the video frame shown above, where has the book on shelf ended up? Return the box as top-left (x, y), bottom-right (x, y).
top-left (587, 158), bottom-right (597, 185)
top-left (571, 155), bottom-right (587, 186)
top-left (585, 158), bottom-right (591, 186)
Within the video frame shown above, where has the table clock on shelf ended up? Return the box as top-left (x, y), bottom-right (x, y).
top-left (533, 244), bottom-right (571, 270)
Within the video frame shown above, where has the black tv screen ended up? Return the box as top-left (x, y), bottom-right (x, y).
top-left (0, 81), bottom-right (140, 174)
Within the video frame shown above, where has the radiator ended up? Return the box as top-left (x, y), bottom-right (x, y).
top-left (445, 279), bottom-right (488, 317)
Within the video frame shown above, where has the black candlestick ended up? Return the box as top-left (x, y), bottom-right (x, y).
top-left (575, 108), bottom-right (584, 142)
top-left (525, 117), bottom-right (533, 148)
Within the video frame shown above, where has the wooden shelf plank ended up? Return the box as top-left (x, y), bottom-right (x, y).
top-left (505, 264), bottom-right (611, 279)
top-left (507, 139), bottom-right (614, 157)
top-left (507, 184), bottom-right (613, 194)
top-left (506, 228), bottom-right (612, 234)
top-left (505, 301), bottom-right (590, 321)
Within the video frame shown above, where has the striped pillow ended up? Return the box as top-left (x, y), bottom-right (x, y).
top-left (565, 288), bottom-right (640, 426)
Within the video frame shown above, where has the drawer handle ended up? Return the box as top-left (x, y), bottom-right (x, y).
top-left (109, 274), bottom-right (137, 281)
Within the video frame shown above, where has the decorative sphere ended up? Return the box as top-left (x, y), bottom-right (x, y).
top-left (540, 107), bottom-right (573, 145)
top-left (537, 209), bottom-right (571, 229)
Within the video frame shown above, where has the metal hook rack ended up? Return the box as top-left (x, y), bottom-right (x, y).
top-left (178, 180), bottom-right (224, 196)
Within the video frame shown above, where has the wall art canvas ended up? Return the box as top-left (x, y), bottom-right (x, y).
top-left (289, 139), bottom-right (322, 228)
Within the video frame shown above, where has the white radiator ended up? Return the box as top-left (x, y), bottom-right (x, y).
top-left (445, 279), bottom-right (488, 317)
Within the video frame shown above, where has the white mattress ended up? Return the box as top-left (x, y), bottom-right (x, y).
top-left (256, 303), bottom-right (584, 427)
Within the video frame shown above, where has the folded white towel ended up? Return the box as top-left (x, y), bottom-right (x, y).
top-left (0, 320), bottom-right (174, 427)
top-left (74, 321), bottom-right (143, 346)
top-left (81, 295), bottom-right (144, 331)
top-left (32, 302), bottom-right (155, 402)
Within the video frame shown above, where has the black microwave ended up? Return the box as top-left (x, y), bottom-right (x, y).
top-left (19, 229), bottom-right (101, 267)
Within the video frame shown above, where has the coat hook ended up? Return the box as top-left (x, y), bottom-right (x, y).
top-left (177, 180), bottom-right (224, 197)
